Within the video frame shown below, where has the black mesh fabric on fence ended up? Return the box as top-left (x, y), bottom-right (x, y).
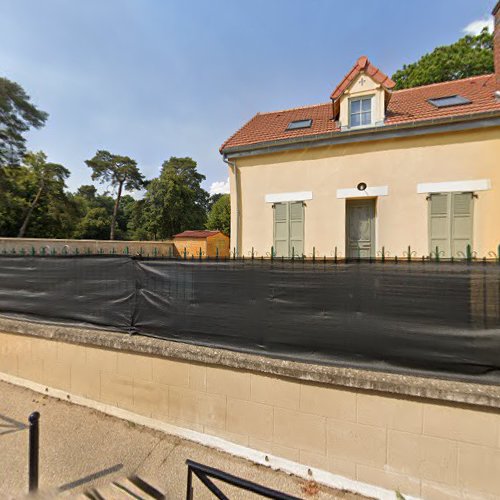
top-left (1, 255), bottom-right (499, 383)
top-left (0, 256), bottom-right (135, 330)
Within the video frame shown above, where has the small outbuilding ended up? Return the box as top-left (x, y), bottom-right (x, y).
top-left (173, 230), bottom-right (230, 258)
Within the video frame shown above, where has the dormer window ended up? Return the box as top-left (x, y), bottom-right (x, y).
top-left (349, 96), bottom-right (372, 127)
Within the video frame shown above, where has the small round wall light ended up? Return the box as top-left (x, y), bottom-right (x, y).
top-left (357, 182), bottom-right (367, 191)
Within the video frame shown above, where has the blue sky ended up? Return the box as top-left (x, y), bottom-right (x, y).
top-left (0, 0), bottom-right (495, 196)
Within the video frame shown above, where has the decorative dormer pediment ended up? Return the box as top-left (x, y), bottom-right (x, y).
top-left (331, 56), bottom-right (395, 130)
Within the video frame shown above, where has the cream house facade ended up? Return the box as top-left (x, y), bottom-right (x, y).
top-left (220, 7), bottom-right (500, 260)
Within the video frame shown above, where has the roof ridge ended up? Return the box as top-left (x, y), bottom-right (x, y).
top-left (330, 56), bottom-right (396, 100)
top-left (257, 101), bottom-right (332, 115)
top-left (393, 74), bottom-right (494, 93)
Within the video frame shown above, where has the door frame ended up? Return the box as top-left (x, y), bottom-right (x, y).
top-left (345, 198), bottom-right (376, 258)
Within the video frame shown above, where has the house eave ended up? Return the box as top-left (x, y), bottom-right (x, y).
top-left (221, 111), bottom-right (500, 159)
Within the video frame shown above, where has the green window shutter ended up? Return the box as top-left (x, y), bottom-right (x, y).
top-left (274, 203), bottom-right (289, 257)
top-left (451, 193), bottom-right (473, 257)
top-left (289, 201), bottom-right (304, 257)
top-left (429, 193), bottom-right (450, 257)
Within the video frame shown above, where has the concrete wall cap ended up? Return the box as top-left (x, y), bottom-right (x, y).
top-left (1, 315), bottom-right (499, 410)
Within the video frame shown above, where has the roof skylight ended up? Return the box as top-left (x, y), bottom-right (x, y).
top-left (428, 95), bottom-right (471, 108)
top-left (286, 119), bottom-right (312, 130)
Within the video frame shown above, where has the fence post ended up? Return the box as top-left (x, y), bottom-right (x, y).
top-left (466, 244), bottom-right (472, 263)
top-left (271, 246), bottom-right (274, 261)
top-left (28, 411), bottom-right (40, 493)
top-left (312, 247), bottom-right (315, 263)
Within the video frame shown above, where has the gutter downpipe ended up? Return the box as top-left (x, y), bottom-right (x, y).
top-left (222, 154), bottom-right (240, 257)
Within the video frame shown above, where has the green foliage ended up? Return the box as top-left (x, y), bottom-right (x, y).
top-left (207, 193), bottom-right (223, 211)
top-left (0, 77), bottom-right (48, 167)
top-left (0, 148), bottom-right (217, 242)
top-left (85, 150), bottom-right (145, 240)
top-left (70, 185), bottom-right (135, 240)
top-left (17, 151), bottom-right (72, 237)
top-left (206, 194), bottom-right (230, 235)
top-left (0, 165), bottom-right (32, 236)
top-left (0, 152), bottom-right (75, 238)
top-left (72, 206), bottom-right (111, 240)
top-left (85, 150), bottom-right (144, 192)
top-left (141, 157), bottom-right (209, 239)
top-left (392, 28), bottom-right (494, 89)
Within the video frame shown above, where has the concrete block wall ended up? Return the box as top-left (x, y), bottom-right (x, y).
top-left (1, 330), bottom-right (500, 499)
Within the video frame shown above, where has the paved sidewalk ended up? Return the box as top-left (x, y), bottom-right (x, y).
top-left (0, 380), bottom-right (366, 499)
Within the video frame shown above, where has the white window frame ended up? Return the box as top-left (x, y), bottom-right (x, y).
top-left (417, 179), bottom-right (491, 194)
top-left (349, 95), bottom-right (374, 129)
top-left (265, 191), bottom-right (313, 203)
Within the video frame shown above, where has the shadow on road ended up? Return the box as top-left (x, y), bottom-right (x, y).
top-left (58, 463), bottom-right (124, 492)
top-left (0, 413), bottom-right (27, 436)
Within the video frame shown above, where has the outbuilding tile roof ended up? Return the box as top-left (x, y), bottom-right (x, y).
top-left (174, 230), bottom-right (223, 239)
top-left (220, 74), bottom-right (500, 153)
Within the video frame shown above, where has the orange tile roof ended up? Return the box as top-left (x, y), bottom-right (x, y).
top-left (220, 74), bottom-right (500, 153)
top-left (330, 56), bottom-right (395, 100)
top-left (174, 230), bottom-right (222, 239)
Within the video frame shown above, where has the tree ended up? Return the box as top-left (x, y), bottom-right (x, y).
top-left (392, 28), bottom-right (494, 90)
top-left (0, 165), bottom-right (31, 236)
top-left (72, 207), bottom-right (111, 240)
top-left (207, 193), bottom-right (223, 211)
top-left (0, 77), bottom-right (48, 167)
top-left (70, 185), bottom-right (136, 240)
top-left (18, 151), bottom-right (70, 237)
top-left (141, 157), bottom-right (209, 239)
top-left (85, 150), bottom-right (145, 240)
top-left (206, 194), bottom-right (230, 235)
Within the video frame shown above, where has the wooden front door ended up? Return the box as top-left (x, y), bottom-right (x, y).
top-left (346, 199), bottom-right (375, 258)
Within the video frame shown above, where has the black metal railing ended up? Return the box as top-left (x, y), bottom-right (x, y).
top-left (1, 243), bottom-right (499, 263)
top-left (185, 460), bottom-right (301, 500)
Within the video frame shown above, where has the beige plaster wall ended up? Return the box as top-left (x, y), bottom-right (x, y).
top-left (229, 128), bottom-right (500, 259)
top-left (0, 238), bottom-right (174, 256)
top-left (1, 330), bottom-right (499, 499)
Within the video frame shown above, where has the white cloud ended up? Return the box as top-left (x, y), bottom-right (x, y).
top-left (209, 177), bottom-right (230, 195)
top-left (463, 17), bottom-right (494, 36)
